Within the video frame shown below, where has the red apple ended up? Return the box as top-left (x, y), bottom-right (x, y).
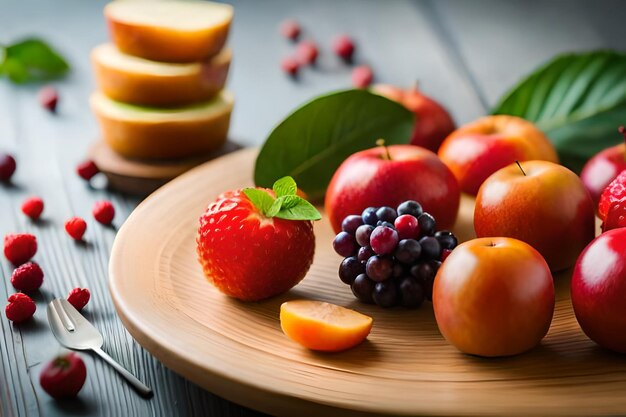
top-left (580, 126), bottom-right (626, 207)
top-left (325, 144), bottom-right (460, 234)
top-left (474, 160), bottom-right (595, 271)
top-left (571, 228), bottom-right (626, 353)
top-left (433, 237), bottom-right (554, 357)
top-left (438, 115), bottom-right (559, 195)
top-left (371, 84), bottom-right (455, 152)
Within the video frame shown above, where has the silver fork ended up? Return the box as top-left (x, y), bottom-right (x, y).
top-left (47, 298), bottom-right (153, 398)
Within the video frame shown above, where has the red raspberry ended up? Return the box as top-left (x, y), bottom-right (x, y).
top-left (92, 201), bottom-right (115, 225)
top-left (280, 19), bottom-right (300, 40)
top-left (296, 41), bottom-right (319, 65)
top-left (0, 153), bottom-right (16, 181)
top-left (599, 170), bottom-right (626, 221)
top-left (602, 201), bottom-right (626, 233)
top-left (11, 262), bottom-right (44, 292)
top-left (38, 86), bottom-right (58, 112)
top-left (76, 160), bottom-right (99, 181)
top-left (394, 214), bottom-right (420, 240)
top-left (67, 288), bottom-right (90, 311)
top-left (332, 35), bottom-right (355, 60)
top-left (4, 233), bottom-right (37, 265)
top-left (352, 65), bottom-right (373, 88)
top-left (21, 197), bottom-right (44, 220)
top-left (280, 57), bottom-right (300, 76)
top-left (64, 217), bottom-right (87, 241)
top-left (5, 293), bottom-right (36, 323)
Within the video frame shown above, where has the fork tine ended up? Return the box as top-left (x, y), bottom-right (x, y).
top-left (52, 299), bottom-right (76, 332)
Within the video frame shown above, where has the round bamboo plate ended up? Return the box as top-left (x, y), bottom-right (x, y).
top-left (109, 147), bottom-right (626, 417)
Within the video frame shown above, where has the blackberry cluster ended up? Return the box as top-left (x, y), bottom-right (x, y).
top-left (332, 201), bottom-right (458, 309)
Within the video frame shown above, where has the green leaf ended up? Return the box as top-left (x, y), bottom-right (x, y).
top-left (273, 176), bottom-right (297, 197)
top-left (242, 188), bottom-right (274, 216)
top-left (254, 89), bottom-right (414, 200)
top-left (492, 50), bottom-right (626, 172)
top-left (266, 198), bottom-right (282, 217)
top-left (0, 38), bottom-right (70, 83)
top-left (275, 197), bottom-right (322, 221)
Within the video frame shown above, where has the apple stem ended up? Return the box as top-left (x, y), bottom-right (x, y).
top-left (515, 160), bottom-right (527, 176)
top-left (619, 126), bottom-right (626, 162)
top-left (376, 138), bottom-right (392, 160)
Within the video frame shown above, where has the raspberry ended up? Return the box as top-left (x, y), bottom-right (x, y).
top-left (4, 233), bottom-right (37, 265)
top-left (599, 170), bottom-right (626, 221)
top-left (296, 41), bottom-right (319, 65)
top-left (38, 86), bottom-right (58, 112)
top-left (21, 197), bottom-right (44, 220)
top-left (280, 19), bottom-right (300, 40)
top-left (11, 262), bottom-right (44, 292)
top-left (352, 65), bottom-right (373, 88)
top-left (67, 288), bottom-right (90, 311)
top-left (280, 57), bottom-right (300, 76)
top-left (0, 153), bottom-right (16, 181)
top-left (64, 217), bottom-right (87, 241)
top-left (92, 200), bottom-right (115, 225)
top-left (76, 160), bottom-right (99, 181)
top-left (602, 201), bottom-right (626, 233)
top-left (5, 293), bottom-right (36, 323)
top-left (332, 35), bottom-right (355, 60)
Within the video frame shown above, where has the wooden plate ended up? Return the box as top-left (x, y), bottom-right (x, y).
top-left (109, 147), bottom-right (626, 416)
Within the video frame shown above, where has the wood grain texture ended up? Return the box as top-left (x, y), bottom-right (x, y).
top-left (110, 148), bottom-right (622, 417)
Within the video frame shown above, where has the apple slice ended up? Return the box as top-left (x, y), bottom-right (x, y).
top-left (91, 90), bottom-right (234, 160)
top-left (92, 43), bottom-right (231, 107)
top-left (104, 0), bottom-right (233, 63)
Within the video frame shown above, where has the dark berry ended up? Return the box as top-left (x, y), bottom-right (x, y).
top-left (373, 281), bottom-right (398, 308)
top-left (394, 239), bottom-right (421, 264)
top-left (355, 224), bottom-right (375, 247)
top-left (394, 214), bottom-right (420, 240)
top-left (357, 245), bottom-right (375, 262)
top-left (281, 57), bottom-right (300, 76)
top-left (398, 276), bottom-right (425, 309)
top-left (339, 256), bottom-right (364, 285)
top-left (435, 230), bottom-right (458, 250)
top-left (332, 35), bottom-right (355, 60)
top-left (417, 213), bottom-right (436, 236)
top-left (370, 226), bottom-right (399, 255)
top-left (333, 232), bottom-right (357, 257)
top-left (361, 207), bottom-right (378, 226)
top-left (365, 255), bottom-right (393, 282)
top-left (341, 215), bottom-right (364, 234)
top-left (280, 19), bottom-right (301, 40)
top-left (296, 41), bottom-right (318, 65)
top-left (441, 248), bottom-right (452, 262)
top-left (76, 160), bottom-right (99, 181)
top-left (392, 263), bottom-right (405, 278)
top-left (0, 153), bottom-right (16, 181)
top-left (376, 221), bottom-right (394, 228)
top-left (397, 200), bottom-right (423, 217)
top-left (375, 207), bottom-right (397, 223)
top-left (351, 274), bottom-right (375, 304)
top-left (411, 262), bottom-right (435, 282)
top-left (419, 236), bottom-right (442, 260)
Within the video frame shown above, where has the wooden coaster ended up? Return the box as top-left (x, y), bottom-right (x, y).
top-left (88, 139), bottom-right (242, 196)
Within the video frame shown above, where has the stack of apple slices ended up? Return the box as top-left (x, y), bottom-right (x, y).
top-left (89, 0), bottom-right (235, 173)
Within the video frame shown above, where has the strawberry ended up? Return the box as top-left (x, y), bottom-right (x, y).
top-left (598, 170), bottom-right (626, 221)
top-left (40, 352), bottom-right (86, 399)
top-left (4, 233), bottom-right (37, 265)
top-left (602, 201), bottom-right (626, 233)
top-left (197, 177), bottom-right (320, 301)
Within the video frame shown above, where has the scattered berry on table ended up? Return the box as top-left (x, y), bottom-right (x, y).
top-left (67, 288), bottom-right (90, 311)
top-left (280, 19), bottom-right (301, 40)
top-left (11, 262), bottom-right (44, 292)
top-left (3, 233), bottom-right (37, 266)
top-left (65, 217), bottom-right (87, 241)
top-left (76, 160), bottom-right (100, 181)
top-left (332, 35), bottom-right (355, 61)
top-left (38, 86), bottom-right (59, 113)
top-left (21, 197), bottom-right (44, 220)
top-left (5, 293), bottom-right (36, 322)
top-left (92, 200), bottom-right (115, 225)
top-left (296, 40), bottom-right (319, 65)
top-left (40, 352), bottom-right (87, 399)
top-left (280, 57), bottom-right (300, 76)
top-left (352, 65), bottom-right (373, 88)
top-left (333, 200), bottom-right (458, 309)
top-left (0, 153), bottom-right (16, 181)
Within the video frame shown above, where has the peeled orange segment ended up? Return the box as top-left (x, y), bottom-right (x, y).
top-left (280, 300), bottom-right (373, 352)
top-left (92, 43), bottom-right (231, 106)
top-left (91, 90), bottom-right (234, 160)
top-left (104, 0), bottom-right (233, 63)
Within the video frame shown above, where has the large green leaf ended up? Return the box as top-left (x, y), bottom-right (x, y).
top-left (493, 51), bottom-right (626, 172)
top-left (254, 89), bottom-right (414, 200)
top-left (0, 38), bottom-right (70, 83)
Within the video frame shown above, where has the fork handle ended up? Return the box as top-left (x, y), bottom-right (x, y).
top-left (92, 347), bottom-right (153, 398)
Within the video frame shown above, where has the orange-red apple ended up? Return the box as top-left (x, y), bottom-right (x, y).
top-left (372, 84), bottom-right (455, 152)
top-left (438, 115), bottom-right (559, 195)
top-left (433, 237), bottom-right (554, 357)
top-left (325, 144), bottom-right (460, 234)
top-left (474, 160), bottom-right (595, 271)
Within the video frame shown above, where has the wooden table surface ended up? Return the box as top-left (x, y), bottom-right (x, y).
top-left (0, 1), bottom-right (624, 416)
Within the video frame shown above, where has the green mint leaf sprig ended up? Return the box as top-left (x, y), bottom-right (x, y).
top-left (243, 176), bottom-right (321, 221)
top-left (0, 38), bottom-right (70, 84)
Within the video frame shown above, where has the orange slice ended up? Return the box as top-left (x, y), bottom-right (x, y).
top-left (280, 300), bottom-right (373, 352)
